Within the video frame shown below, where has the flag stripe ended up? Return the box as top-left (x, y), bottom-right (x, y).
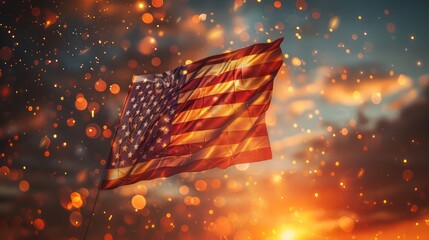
top-left (171, 116), bottom-right (263, 141)
top-left (104, 136), bottom-right (270, 180)
top-left (178, 74), bottom-right (272, 105)
top-left (181, 60), bottom-right (282, 93)
top-left (168, 123), bottom-right (268, 154)
top-left (177, 80), bottom-right (272, 112)
top-left (186, 38), bottom-right (283, 73)
top-left (191, 49), bottom-right (282, 79)
top-left (100, 147), bottom-right (272, 189)
top-left (171, 105), bottom-right (269, 135)
top-left (172, 91), bottom-right (272, 124)
top-left (170, 118), bottom-right (265, 145)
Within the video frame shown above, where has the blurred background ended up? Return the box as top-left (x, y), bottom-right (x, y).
top-left (1, 0), bottom-right (429, 239)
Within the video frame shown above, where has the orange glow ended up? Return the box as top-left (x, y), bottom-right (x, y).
top-left (142, 13), bottom-right (154, 24)
top-left (69, 211), bottom-right (82, 227)
top-left (274, 1), bottom-right (282, 8)
top-left (85, 124), bottom-right (100, 138)
top-left (19, 180), bottom-right (30, 192)
top-left (151, 57), bottom-right (161, 67)
top-left (94, 79), bottom-right (107, 92)
top-left (138, 36), bottom-right (157, 55)
top-left (66, 118), bottom-right (75, 127)
top-left (131, 195), bottom-right (146, 209)
top-left (194, 180), bottom-right (207, 191)
top-left (33, 218), bottom-right (45, 230)
top-left (109, 84), bottom-right (120, 94)
top-left (102, 128), bottom-right (112, 138)
top-left (75, 96), bottom-right (88, 111)
top-left (152, 0), bottom-right (163, 8)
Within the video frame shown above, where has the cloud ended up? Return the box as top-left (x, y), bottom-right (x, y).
top-left (290, 86), bottom-right (429, 232)
top-left (322, 63), bottom-right (413, 105)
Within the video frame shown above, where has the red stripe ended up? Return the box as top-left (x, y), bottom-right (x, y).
top-left (100, 147), bottom-right (272, 190)
top-left (186, 38), bottom-right (283, 73)
top-left (171, 104), bottom-right (269, 135)
top-left (167, 123), bottom-right (268, 155)
top-left (177, 80), bottom-right (273, 113)
top-left (181, 60), bottom-right (282, 93)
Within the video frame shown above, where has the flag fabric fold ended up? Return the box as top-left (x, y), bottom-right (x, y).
top-left (100, 38), bottom-right (284, 190)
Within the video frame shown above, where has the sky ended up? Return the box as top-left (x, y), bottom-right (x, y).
top-left (1, 0), bottom-right (429, 239)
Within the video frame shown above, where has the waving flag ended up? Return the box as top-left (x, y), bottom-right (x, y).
top-left (100, 38), bottom-right (284, 189)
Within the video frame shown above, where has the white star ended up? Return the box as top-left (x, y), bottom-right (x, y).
top-left (137, 130), bottom-right (142, 135)
top-left (131, 97), bottom-right (135, 102)
top-left (122, 145), bottom-right (128, 151)
top-left (122, 124), bottom-right (126, 130)
top-left (136, 85), bottom-right (141, 89)
top-left (125, 110), bottom-right (130, 115)
top-left (120, 160), bottom-right (125, 166)
top-left (125, 131), bottom-right (130, 136)
top-left (134, 144), bottom-right (139, 150)
top-left (127, 152), bottom-right (132, 158)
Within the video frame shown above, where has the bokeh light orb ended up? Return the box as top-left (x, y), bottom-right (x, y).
top-left (131, 194), bottom-right (146, 210)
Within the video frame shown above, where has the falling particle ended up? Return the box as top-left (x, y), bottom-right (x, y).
top-left (338, 216), bottom-right (354, 233)
top-left (142, 13), bottom-right (154, 24)
top-left (33, 218), bottom-right (45, 230)
top-left (195, 180), bottom-right (207, 191)
top-left (152, 0), bottom-right (163, 8)
top-left (102, 128), bottom-right (112, 138)
top-left (179, 185), bottom-right (189, 195)
top-left (109, 84), bottom-right (120, 94)
top-left (273, 1), bottom-right (282, 8)
top-left (291, 57), bottom-right (302, 66)
top-left (138, 36), bottom-right (157, 55)
top-left (31, 7), bottom-right (41, 16)
top-left (402, 169), bottom-right (413, 181)
top-left (137, 2), bottom-right (144, 9)
top-left (87, 102), bottom-right (100, 116)
top-left (295, 0), bottom-right (307, 11)
top-left (312, 9), bottom-right (321, 19)
top-left (70, 211), bottom-right (82, 227)
top-left (95, 79), bottom-right (107, 92)
top-left (0, 46), bottom-right (13, 61)
top-left (341, 128), bottom-right (348, 136)
top-left (213, 196), bottom-right (226, 208)
top-left (86, 124), bottom-right (101, 139)
top-left (39, 135), bottom-right (51, 149)
top-left (19, 180), bottom-right (30, 192)
top-left (70, 192), bottom-right (83, 208)
top-left (151, 57), bottom-right (161, 67)
top-left (104, 233), bottom-right (113, 240)
top-left (75, 96), bottom-right (88, 111)
top-left (386, 23), bottom-right (396, 33)
top-left (371, 92), bottom-right (382, 104)
top-left (66, 118), bottom-right (76, 127)
top-left (131, 195), bottom-right (146, 210)
top-left (357, 168), bottom-right (365, 178)
top-left (329, 16), bottom-right (340, 32)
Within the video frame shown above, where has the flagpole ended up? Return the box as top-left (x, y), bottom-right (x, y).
top-left (83, 181), bottom-right (102, 240)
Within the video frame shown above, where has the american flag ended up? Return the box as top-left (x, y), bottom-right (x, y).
top-left (100, 38), bottom-right (284, 190)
